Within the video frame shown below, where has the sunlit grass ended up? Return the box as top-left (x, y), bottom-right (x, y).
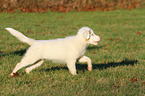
top-left (0, 9), bottom-right (145, 95)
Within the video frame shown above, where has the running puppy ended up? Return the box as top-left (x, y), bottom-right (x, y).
top-left (5, 27), bottom-right (101, 76)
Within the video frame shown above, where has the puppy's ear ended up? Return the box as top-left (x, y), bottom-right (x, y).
top-left (84, 30), bottom-right (91, 40)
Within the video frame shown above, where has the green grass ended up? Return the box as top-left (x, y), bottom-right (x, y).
top-left (0, 9), bottom-right (145, 96)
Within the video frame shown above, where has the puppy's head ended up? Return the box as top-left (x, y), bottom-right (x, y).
top-left (78, 27), bottom-right (101, 45)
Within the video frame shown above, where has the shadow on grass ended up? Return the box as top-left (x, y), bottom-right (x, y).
top-left (44, 66), bottom-right (68, 72)
top-left (0, 49), bottom-right (26, 57)
top-left (77, 59), bottom-right (138, 71)
top-left (43, 59), bottom-right (138, 72)
top-left (87, 45), bottom-right (105, 50)
top-left (13, 49), bottom-right (26, 56)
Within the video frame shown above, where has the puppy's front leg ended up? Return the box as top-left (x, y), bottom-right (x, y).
top-left (78, 56), bottom-right (92, 71)
top-left (67, 60), bottom-right (77, 75)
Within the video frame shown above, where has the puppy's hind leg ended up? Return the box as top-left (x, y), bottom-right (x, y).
top-left (11, 57), bottom-right (39, 76)
top-left (25, 60), bottom-right (44, 74)
top-left (11, 63), bottom-right (22, 76)
top-left (78, 56), bottom-right (92, 71)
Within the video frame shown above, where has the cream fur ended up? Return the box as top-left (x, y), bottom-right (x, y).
top-left (5, 27), bottom-right (100, 76)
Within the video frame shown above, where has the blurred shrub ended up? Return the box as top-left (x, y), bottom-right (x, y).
top-left (0, 0), bottom-right (145, 12)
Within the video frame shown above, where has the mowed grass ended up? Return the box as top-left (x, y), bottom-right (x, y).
top-left (0, 9), bottom-right (145, 96)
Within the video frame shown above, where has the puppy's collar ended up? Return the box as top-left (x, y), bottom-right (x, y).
top-left (85, 38), bottom-right (90, 41)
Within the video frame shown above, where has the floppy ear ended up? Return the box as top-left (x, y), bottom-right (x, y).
top-left (84, 30), bottom-right (91, 40)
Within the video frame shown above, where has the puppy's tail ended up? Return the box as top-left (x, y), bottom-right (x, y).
top-left (5, 28), bottom-right (35, 45)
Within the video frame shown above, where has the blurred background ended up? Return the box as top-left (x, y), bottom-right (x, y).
top-left (1, 0), bottom-right (145, 13)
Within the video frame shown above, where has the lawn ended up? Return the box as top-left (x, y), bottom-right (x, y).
top-left (0, 9), bottom-right (145, 96)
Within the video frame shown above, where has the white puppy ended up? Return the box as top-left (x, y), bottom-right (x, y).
top-left (5, 27), bottom-right (101, 76)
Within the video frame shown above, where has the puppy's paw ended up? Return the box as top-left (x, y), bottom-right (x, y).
top-left (25, 68), bottom-right (31, 74)
top-left (11, 73), bottom-right (14, 76)
top-left (88, 66), bottom-right (92, 71)
top-left (11, 73), bottom-right (19, 78)
top-left (71, 72), bottom-right (78, 75)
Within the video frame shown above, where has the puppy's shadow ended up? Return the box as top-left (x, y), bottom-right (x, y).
top-left (42, 59), bottom-right (137, 72)
top-left (0, 49), bottom-right (26, 57)
top-left (13, 49), bottom-right (26, 56)
top-left (87, 45), bottom-right (105, 50)
top-left (44, 66), bottom-right (68, 72)
top-left (77, 59), bottom-right (138, 71)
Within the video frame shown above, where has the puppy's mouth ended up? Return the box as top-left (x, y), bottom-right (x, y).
top-left (93, 41), bottom-right (98, 45)
top-left (92, 39), bottom-right (101, 45)
top-left (89, 36), bottom-right (101, 45)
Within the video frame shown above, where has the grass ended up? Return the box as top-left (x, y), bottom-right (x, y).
top-left (0, 9), bottom-right (145, 96)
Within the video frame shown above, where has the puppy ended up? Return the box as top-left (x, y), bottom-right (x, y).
top-left (5, 27), bottom-right (101, 76)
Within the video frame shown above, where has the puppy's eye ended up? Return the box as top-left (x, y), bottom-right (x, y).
top-left (91, 34), bottom-right (94, 36)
